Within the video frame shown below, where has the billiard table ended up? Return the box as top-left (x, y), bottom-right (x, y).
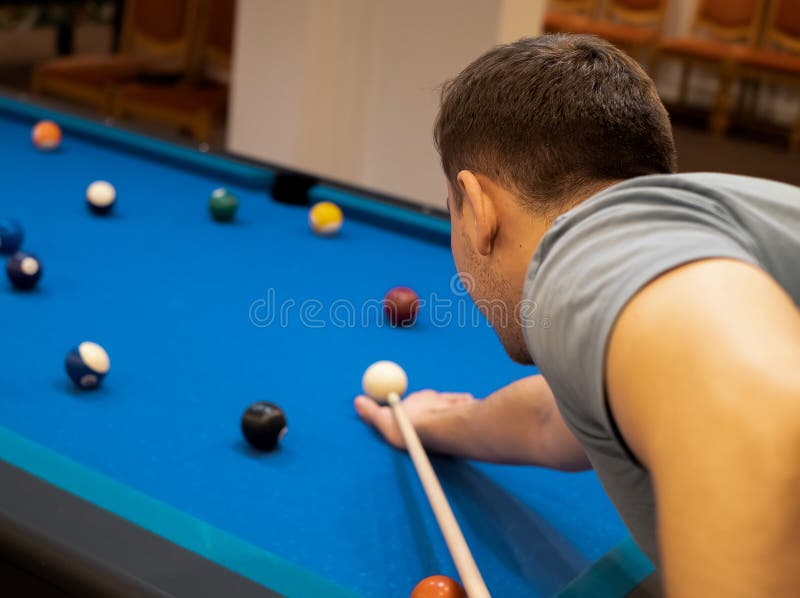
top-left (0, 95), bottom-right (653, 597)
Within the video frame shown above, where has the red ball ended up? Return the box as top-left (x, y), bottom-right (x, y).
top-left (383, 286), bottom-right (420, 326)
top-left (410, 575), bottom-right (466, 598)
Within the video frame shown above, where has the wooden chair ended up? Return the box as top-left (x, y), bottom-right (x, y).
top-left (734, 0), bottom-right (800, 150)
top-left (112, 0), bottom-right (235, 143)
top-left (653, 0), bottom-right (766, 134)
top-left (545, 0), bottom-right (668, 62)
top-left (32, 0), bottom-right (197, 113)
top-left (544, 0), bottom-right (599, 34)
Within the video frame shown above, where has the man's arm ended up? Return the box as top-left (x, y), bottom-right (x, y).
top-left (354, 374), bottom-right (591, 471)
top-left (607, 258), bottom-right (800, 595)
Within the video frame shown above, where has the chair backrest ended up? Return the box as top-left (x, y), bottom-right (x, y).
top-left (547, 0), bottom-right (598, 16)
top-left (760, 0), bottom-right (800, 52)
top-left (120, 0), bottom-right (199, 72)
top-left (604, 0), bottom-right (668, 27)
top-left (692, 0), bottom-right (766, 44)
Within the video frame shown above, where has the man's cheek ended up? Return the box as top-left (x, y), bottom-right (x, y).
top-left (451, 245), bottom-right (466, 275)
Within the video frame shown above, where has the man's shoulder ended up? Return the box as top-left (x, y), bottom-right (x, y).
top-left (535, 173), bottom-right (760, 266)
top-left (542, 172), bottom-right (800, 253)
top-left (523, 172), bottom-right (764, 375)
top-left (592, 172), bottom-right (800, 204)
top-left (521, 172), bottom-right (769, 456)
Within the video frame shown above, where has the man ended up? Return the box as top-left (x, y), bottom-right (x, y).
top-left (354, 34), bottom-right (800, 595)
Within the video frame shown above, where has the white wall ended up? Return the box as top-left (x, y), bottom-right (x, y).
top-left (227, 0), bottom-right (545, 208)
top-left (226, 1), bottom-right (308, 168)
top-left (357, 2), bottom-right (502, 205)
top-left (227, 0), bottom-right (800, 201)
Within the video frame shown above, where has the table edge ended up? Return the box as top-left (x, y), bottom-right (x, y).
top-left (0, 424), bottom-right (360, 598)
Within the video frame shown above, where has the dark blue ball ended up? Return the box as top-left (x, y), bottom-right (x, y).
top-left (0, 219), bottom-right (24, 255)
top-left (6, 251), bottom-right (41, 291)
top-left (65, 342), bottom-right (110, 390)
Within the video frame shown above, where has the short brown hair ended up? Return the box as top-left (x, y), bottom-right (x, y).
top-left (434, 34), bottom-right (677, 214)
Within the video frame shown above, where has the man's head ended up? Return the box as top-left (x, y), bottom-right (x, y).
top-left (434, 34), bottom-right (676, 363)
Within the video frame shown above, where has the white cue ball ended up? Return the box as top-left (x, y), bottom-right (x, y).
top-left (362, 360), bottom-right (408, 403)
top-left (86, 180), bottom-right (116, 209)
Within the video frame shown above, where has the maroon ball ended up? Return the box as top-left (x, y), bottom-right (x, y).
top-left (383, 286), bottom-right (420, 326)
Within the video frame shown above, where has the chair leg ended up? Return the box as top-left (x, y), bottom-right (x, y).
top-left (110, 92), bottom-right (125, 120)
top-left (632, 43), bottom-right (651, 68)
top-left (678, 63), bottom-right (691, 107)
top-left (710, 66), bottom-right (735, 137)
top-left (31, 70), bottom-right (43, 95)
top-left (193, 110), bottom-right (212, 144)
top-left (649, 50), bottom-right (662, 89)
top-left (743, 79), bottom-right (760, 128)
top-left (641, 45), bottom-right (657, 75)
top-left (790, 105), bottom-right (800, 152)
top-left (102, 85), bottom-right (117, 116)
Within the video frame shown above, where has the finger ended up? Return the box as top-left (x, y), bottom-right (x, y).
top-left (354, 395), bottom-right (380, 424)
top-left (354, 395), bottom-right (404, 448)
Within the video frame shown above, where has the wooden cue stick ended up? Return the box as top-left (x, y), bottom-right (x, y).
top-left (387, 392), bottom-right (491, 598)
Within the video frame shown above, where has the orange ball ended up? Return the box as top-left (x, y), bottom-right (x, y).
top-left (410, 575), bottom-right (466, 598)
top-left (32, 120), bottom-right (62, 151)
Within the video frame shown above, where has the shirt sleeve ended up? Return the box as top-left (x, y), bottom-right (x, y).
top-left (523, 190), bottom-right (762, 445)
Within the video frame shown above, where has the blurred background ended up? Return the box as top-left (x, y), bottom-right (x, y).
top-left (1, 0), bottom-right (799, 209)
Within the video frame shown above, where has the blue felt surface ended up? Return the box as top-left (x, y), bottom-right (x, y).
top-left (0, 103), bottom-right (635, 597)
top-left (0, 425), bottom-right (357, 597)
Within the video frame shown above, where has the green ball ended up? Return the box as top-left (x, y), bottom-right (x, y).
top-left (209, 188), bottom-right (238, 222)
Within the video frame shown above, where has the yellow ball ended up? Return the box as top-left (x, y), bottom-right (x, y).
top-left (308, 201), bottom-right (343, 236)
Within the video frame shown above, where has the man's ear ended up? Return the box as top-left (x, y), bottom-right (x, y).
top-left (457, 170), bottom-right (498, 256)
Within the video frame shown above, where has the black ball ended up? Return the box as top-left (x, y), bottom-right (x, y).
top-left (6, 251), bottom-right (42, 290)
top-left (241, 401), bottom-right (287, 451)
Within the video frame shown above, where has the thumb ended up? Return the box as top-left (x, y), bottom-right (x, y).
top-left (354, 395), bottom-right (404, 449)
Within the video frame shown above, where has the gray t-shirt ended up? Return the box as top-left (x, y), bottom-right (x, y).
top-left (522, 173), bottom-right (800, 564)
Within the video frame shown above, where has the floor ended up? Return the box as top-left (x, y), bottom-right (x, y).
top-left (671, 111), bottom-right (800, 187)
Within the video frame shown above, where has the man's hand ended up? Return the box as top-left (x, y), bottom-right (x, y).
top-left (354, 391), bottom-right (477, 449)
top-left (354, 375), bottom-right (591, 471)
